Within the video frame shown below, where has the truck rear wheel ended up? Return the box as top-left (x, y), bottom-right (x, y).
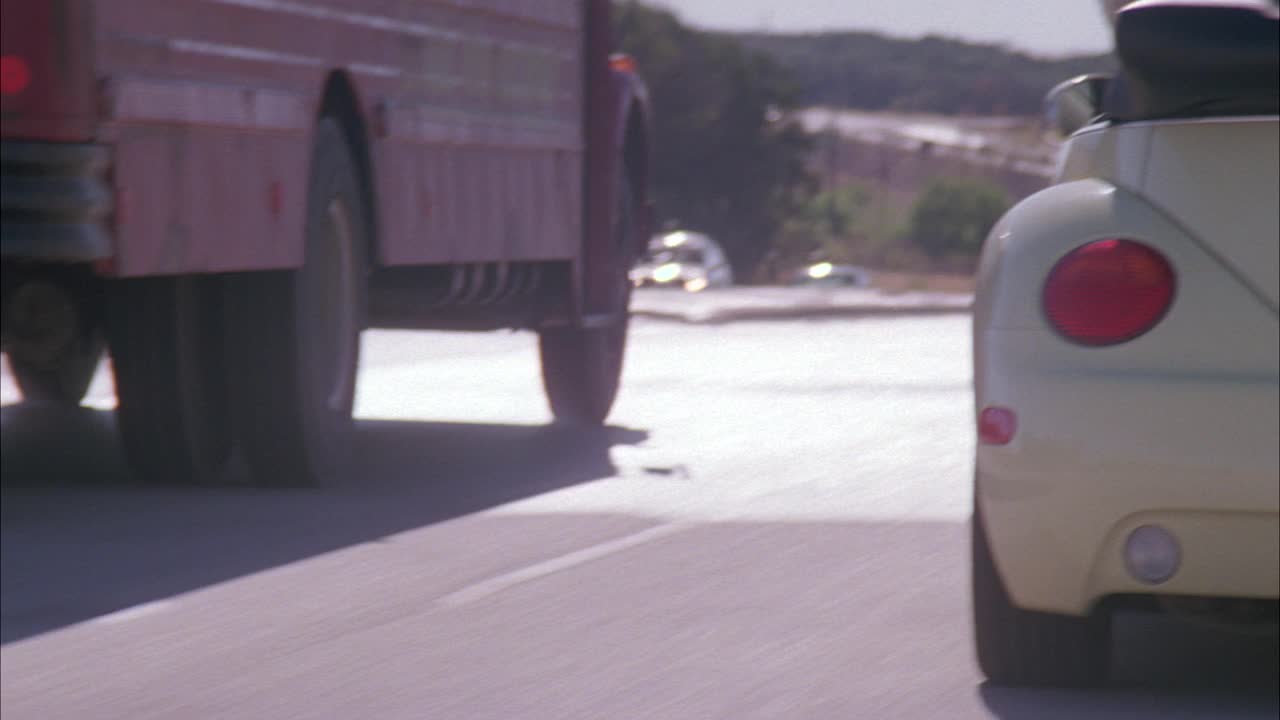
top-left (538, 168), bottom-right (634, 426)
top-left (223, 118), bottom-right (366, 487)
top-left (972, 502), bottom-right (1111, 687)
top-left (105, 276), bottom-right (231, 484)
top-left (539, 317), bottom-right (629, 426)
top-left (8, 334), bottom-right (102, 407)
top-left (3, 273), bottom-right (104, 407)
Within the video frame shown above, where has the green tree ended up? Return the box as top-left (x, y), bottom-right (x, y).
top-left (907, 177), bottom-right (1011, 261)
top-left (734, 31), bottom-right (1116, 116)
top-left (776, 182), bottom-right (872, 263)
top-left (615, 3), bottom-right (816, 280)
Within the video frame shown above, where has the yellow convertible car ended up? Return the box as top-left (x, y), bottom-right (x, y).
top-left (972, 0), bottom-right (1279, 687)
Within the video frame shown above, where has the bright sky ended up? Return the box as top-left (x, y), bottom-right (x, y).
top-left (643, 0), bottom-right (1115, 57)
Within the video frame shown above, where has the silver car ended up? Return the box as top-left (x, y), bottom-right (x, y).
top-left (630, 230), bottom-right (734, 292)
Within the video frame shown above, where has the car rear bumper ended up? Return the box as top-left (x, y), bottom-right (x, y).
top-left (631, 277), bottom-right (687, 289)
top-left (975, 333), bottom-right (1280, 617)
top-left (1, 141), bottom-right (112, 262)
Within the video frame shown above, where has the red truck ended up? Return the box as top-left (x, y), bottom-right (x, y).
top-left (0, 0), bottom-right (652, 486)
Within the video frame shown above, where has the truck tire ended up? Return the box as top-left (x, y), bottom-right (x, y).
top-left (105, 276), bottom-right (231, 484)
top-left (972, 501), bottom-right (1111, 687)
top-left (3, 274), bottom-right (104, 407)
top-left (223, 118), bottom-right (366, 487)
top-left (538, 167), bottom-right (634, 426)
top-left (8, 332), bottom-right (103, 407)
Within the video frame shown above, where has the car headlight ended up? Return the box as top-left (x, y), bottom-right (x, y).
top-left (808, 262), bottom-right (834, 279)
top-left (652, 263), bottom-right (682, 283)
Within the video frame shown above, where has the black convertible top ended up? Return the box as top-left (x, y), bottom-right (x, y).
top-left (1105, 0), bottom-right (1279, 121)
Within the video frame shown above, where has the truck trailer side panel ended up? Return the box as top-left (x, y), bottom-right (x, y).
top-left (90, 0), bottom-right (586, 275)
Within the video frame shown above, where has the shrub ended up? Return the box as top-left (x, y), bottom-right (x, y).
top-left (907, 177), bottom-right (1011, 261)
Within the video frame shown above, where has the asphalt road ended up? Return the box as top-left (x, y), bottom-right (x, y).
top-left (2, 316), bottom-right (1276, 719)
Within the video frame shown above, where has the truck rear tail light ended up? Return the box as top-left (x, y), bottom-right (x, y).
top-left (1042, 239), bottom-right (1175, 346)
top-left (609, 53), bottom-right (637, 73)
top-left (0, 55), bottom-right (31, 95)
top-left (1, 3), bottom-right (95, 140)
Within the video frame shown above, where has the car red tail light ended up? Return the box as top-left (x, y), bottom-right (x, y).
top-left (1042, 239), bottom-right (1175, 346)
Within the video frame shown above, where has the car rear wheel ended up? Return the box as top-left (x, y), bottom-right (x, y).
top-left (972, 500), bottom-right (1111, 687)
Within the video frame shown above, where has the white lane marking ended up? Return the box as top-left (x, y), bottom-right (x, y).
top-left (436, 522), bottom-right (693, 608)
top-left (92, 600), bottom-right (174, 626)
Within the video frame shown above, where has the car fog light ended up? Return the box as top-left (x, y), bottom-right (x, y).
top-left (652, 263), bottom-right (682, 284)
top-left (1124, 525), bottom-right (1180, 585)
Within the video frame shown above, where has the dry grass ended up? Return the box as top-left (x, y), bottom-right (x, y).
top-left (870, 269), bottom-right (975, 294)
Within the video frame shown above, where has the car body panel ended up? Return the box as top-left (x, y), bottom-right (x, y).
top-left (1057, 117), bottom-right (1278, 308)
top-left (974, 119), bottom-right (1280, 616)
top-left (1143, 119), bottom-right (1280, 308)
top-left (976, 332), bottom-right (1279, 613)
top-left (1055, 121), bottom-right (1153, 190)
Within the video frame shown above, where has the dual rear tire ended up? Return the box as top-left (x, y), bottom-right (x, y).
top-left (106, 276), bottom-right (232, 484)
top-left (222, 119), bottom-right (366, 486)
top-left (105, 120), bottom-right (632, 481)
top-left (107, 118), bottom-right (365, 487)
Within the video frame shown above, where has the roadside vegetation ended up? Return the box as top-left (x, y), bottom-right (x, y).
top-left (615, 3), bottom-right (816, 281)
top-left (735, 32), bottom-right (1115, 116)
top-left (616, 2), bottom-right (1096, 282)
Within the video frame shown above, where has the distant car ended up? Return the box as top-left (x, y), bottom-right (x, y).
top-left (630, 230), bottom-right (733, 291)
top-left (788, 262), bottom-right (871, 288)
top-left (972, 0), bottom-right (1279, 688)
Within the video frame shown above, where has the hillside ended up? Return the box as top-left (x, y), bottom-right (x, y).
top-left (732, 32), bottom-right (1116, 116)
